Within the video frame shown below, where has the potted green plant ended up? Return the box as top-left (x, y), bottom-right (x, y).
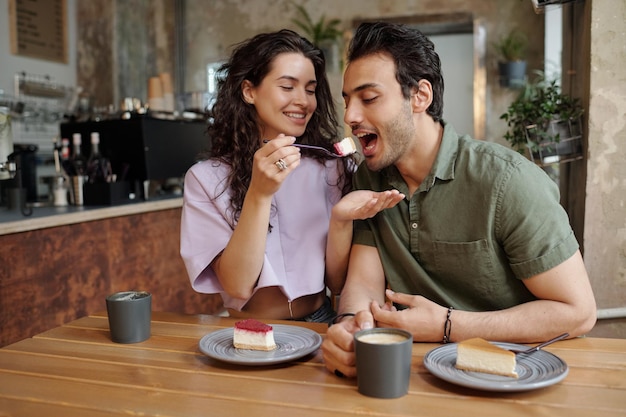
top-left (494, 29), bottom-right (528, 88)
top-left (290, 2), bottom-right (342, 71)
top-left (500, 71), bottom-right (584, 164)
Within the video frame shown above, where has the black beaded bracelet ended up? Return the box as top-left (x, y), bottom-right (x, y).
top-left (442, 306), bottom-right (454, 344)
top-left (328, 313), bottom-right (355, 327)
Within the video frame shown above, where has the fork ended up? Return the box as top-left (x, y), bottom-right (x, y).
top-left (263, 140), bottom-right (346, 158)
top-left (263, 140), bottom-right (356, 158)
top-left (508, 332), bottom-right (569, 355)
top-left (293, 143), bottom-right (350, 157)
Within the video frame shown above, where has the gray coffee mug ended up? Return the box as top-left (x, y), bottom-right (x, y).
top-left (106, 291), bottom-right (151, 343)
top-left (354, 328), bottom-right (413, 398)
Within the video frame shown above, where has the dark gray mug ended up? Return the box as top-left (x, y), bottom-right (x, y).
top-left (354, 328), bottom-right (413, 398)
top-left (106, 291), bottom-right (151, 343)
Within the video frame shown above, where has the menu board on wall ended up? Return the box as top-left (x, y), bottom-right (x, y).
top-left (9, 0), bottom-right (68, 63)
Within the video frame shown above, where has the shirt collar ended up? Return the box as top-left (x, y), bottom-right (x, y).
top-left (381, 121), bottom-right (460, 193)
top-left (430, 121), bottom-right (459, 183)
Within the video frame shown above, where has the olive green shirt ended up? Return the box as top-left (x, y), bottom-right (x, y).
top-left (353, 122), bottom-right (579, 311)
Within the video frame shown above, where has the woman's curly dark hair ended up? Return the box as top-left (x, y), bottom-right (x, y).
top-left (206, 29), bottom-right (353, 224)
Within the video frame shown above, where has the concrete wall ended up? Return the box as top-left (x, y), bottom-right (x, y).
top-left (584, 0), bottom-right (626, 338)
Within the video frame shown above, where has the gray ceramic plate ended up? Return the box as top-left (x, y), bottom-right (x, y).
top-left (423, 342), bottom-right (569, 392)
top-left (199, 324), bottom-right (322, 366)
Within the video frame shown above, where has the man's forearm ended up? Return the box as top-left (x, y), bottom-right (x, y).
top-left (337, 279), bottom-right (384, 315)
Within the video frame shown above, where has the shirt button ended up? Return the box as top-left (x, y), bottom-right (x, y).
top-left (411, 223), bottom-right (418, 229)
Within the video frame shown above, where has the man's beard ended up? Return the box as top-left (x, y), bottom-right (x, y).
top-left (365, 100), bottom-right (414, 172)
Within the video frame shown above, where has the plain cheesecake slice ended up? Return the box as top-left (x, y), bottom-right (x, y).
top-left (233, 319), bottom-right (276, 351)
top-left (455, 337), bottom-right (519, 378)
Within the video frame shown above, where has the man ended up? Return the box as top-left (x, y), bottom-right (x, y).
top-left (321, 22), bottom-right (596, 378)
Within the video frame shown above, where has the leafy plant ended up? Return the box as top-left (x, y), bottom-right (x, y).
top-left (500, 71), bottom-right (584, 153)
top-left (494, 29), bottom-right (528, 62)
top-left (290, 2), bottom-right (342, 47)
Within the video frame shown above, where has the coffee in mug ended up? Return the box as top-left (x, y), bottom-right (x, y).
top-left (356, 332), bottom-right (408, 344)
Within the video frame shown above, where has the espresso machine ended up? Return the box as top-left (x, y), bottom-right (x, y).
top-left (60, 115), bottom-right (209, 203)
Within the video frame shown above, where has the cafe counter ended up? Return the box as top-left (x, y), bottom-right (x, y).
top-left (0, 197), bottom-right (224, 348)
top-left (0, 196), bottom-right (183, 235)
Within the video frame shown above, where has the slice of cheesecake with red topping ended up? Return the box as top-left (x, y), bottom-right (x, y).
top-left (333, 137), bottom-right (357, 156)
top-left (233, 319), bottom-right (276, 351)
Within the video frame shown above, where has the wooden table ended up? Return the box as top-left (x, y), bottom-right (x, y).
top-left (0, 312), bottom-right (624, 416)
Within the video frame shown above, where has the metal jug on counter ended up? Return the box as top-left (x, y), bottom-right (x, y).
top-left (12, 144), bottom-right (38, 203)
top-left (2, 146), bottom-right (36, 216)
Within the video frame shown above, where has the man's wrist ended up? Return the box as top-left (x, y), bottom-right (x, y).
top-left (328, 312), bottom-right (355, 327)
top-left (442, 306), bottom-right (454, 343)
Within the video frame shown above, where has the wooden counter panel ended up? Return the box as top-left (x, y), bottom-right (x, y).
top-left (0, 207), bottom-right (223, 347)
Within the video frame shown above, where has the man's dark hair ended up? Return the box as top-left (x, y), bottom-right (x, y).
top-left (347, 22), bottom-right (444, 121)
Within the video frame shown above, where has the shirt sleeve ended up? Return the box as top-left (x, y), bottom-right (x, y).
top-left (180, 163), bottom-right (234, 294)
top-left (496, 160), bottom-right (579, 279)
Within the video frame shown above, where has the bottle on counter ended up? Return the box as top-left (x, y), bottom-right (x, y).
top-left (59, 138), bottom-right (73, 176)
top-left (86, 132), bottom-right (112, 183)
top-left (71, 133), bottom-right (86, 176)
top-left (51, 137), bottom-right (69, 207)
top-left (52, 175), bottom-right (69, 207)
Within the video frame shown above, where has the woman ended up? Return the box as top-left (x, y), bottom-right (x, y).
top-left (180, 29), bottom-right (402, 322)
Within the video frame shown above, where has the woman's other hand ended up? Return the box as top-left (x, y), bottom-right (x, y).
top-left (332, 189), bottom-right (405, 222)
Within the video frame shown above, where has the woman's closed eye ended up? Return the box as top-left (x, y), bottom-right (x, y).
top-left (280, 85), bottom-right (316, 95)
